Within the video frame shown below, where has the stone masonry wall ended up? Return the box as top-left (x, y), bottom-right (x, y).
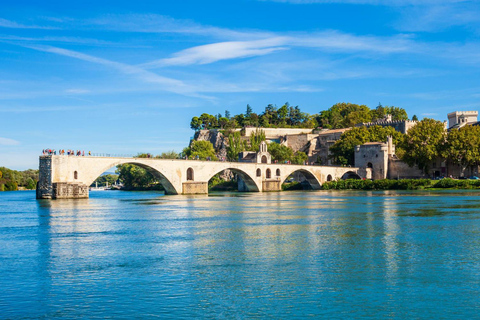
top-left (36, 156), bottom-right (53, 199)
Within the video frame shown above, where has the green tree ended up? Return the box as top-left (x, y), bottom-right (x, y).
top-left (26, 178), bottom-right (36, 190)
top-left (443, 125), bottom-right (480, 175)
top-left (268, 142), bottom-right (294, 162)
top-left (225, 110), bottom-right (231, 119)
top-left (0, 170), bottom-right (2, 179)
top-left (278, 104), bottom-right (289, 126)
top-left (190, 116), bottom-right (202, 131)
top-left (227, 131), bottom-right (246, 161)
top-left (218, 117), bottom-right (229, 129)
top-left (291, 151), bottom-right (308, 165)
top-left (401, 118), bottom-right (446, 174)
top-left (156, 150), bottom-right (179, 159)
top-left (116, 164), bottom-right (156, 189)
top-left (246, 104), bottom-right (252, 117)
top-left (319, 102), bottom-right (372, 129)
top-left (385, 106), bottom-right (408, 121)
top-left (249, 129), bottom-right (266, 151)
top-left (183, 140), bottom-right (218, 160)
top-left (329, 126), bottom-right (403, 166)
top-left (412, 115), bottom-right (419, 121)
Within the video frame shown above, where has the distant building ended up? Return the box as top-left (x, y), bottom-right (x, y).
top-left (447, 111), bottom-right (479, 129)
top-left (355, 137), bottom-right (425, 180)
top-left (238, 141), bottom-right (272, 164)
top-left (356, 114), bottom-right (417, 134)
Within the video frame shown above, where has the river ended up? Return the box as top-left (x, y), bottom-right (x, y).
top-left (1, 190), bottom-right (480, 319)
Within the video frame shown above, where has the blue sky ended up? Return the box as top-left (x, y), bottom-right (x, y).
top-left (1, 0), bottom-right (479, 170)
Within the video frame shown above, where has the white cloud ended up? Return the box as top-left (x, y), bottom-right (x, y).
top-left (86, 14), bottom-right (271, 40)
top-left (0, 18), bottom-right (56, 29)
top-left (142, 37), bottom-right (289, 67)
top-left (20, 44), bottom-right (213, 98)
top-left (65, 89), bottom-right (90, 94)
top-left (0, 137), bottom-right (20, 145)
top-left (142, 31), bottom-right (414, 68)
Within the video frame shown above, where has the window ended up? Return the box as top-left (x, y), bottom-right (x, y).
top-left (276, 169), bottom-right (280, 176)
top-left (187, 168), bottom-right (194, 181)
top-left (327, 174), bottom-right (332, 181)
top-left (261, 155), bottom-right (267, 163)
top-left (74, 171), bottom-right (78, 180)
top-left (266, 169), bottom-right (271, 179)
top-left (256, 168), bottom-right (261, 177)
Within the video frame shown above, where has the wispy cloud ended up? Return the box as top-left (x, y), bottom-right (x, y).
top-left (0, 137), bottom-right (20, 145)
top-left (0, 18), bottom-right (57, 29)
top-left (65, 89), bottom-right (90, 94)
top-left (142, 37), bottom-right (289, 67)
top-left (85, 14), bottom-right (271, 40)
top-left (142, 31), bottom-right (414, 68)
top-left (20, 44), bottom-right (210, 97)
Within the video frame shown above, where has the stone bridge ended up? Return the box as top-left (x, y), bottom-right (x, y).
top-left (36, 155), bottom-right (370, 199)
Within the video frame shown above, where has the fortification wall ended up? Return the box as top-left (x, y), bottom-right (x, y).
top-left (388, 158), bottom-right (425, 179)
top-left (244, 127), bottom-right (313, 139)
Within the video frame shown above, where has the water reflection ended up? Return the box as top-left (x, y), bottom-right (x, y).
top-left (2, 190), bottom-right (480, 318)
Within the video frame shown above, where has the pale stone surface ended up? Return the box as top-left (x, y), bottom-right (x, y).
top-left (182, 182), bottom-right (208, 194)
top-left (37, 155), bottom-right (367, 199)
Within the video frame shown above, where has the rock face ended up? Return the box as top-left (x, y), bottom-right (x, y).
top-left (193, 129), bottom-right (232, 180)
top-left (193, 129), bottom-right (228, 160)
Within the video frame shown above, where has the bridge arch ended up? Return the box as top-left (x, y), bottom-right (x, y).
top-left (85, 160), bottom-right (180, 195)
top-left (341, 171), bottom-right (362, 180)
top-left (282, 168), bottom-right (321, 190)
top-left (207, 168), bottom-right (260, 192)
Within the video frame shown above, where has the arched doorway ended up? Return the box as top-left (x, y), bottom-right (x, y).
top-left (327, 174), bottom-right (332, 182)
top-left (261, 155), bottom-right (267, 164)
top-left (266, 168), bottom-right (271, 179)
top-left (256, 168), bottom-right (261, 177)
top-left (74, 171), bottom-right (78, 180)
top-left (276, 169), bottom-right (281, 176)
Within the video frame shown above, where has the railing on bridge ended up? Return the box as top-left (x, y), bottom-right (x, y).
top-left (40, 152), bottom-right (356, 168)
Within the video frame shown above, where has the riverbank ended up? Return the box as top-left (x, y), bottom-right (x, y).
top-left (322, 178), bottom-right (480, 190)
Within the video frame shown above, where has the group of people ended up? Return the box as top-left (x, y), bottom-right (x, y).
top-left (42, 149), bottom-right (91, 156)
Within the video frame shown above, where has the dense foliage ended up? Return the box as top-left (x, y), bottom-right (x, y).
top-left (115, 164), bottom-right (159, 190)
top-left (183, 140), bottom-right (218, 160)
top-left (400, 118), bottom-right (446, 173)
top-left (0, 167), bottom-right (38, 191)
top-left (190, 103), bottom-right (317, 130)
top-left (91, 174), bottom-right (119, 187)
top-left (442, 125), bottom-right (480, 173)
top-left (190, 102), bottom-right (409, 131)
top-left (317, 103), bottom-right (408, 129)
top-left (322, 178), bottom-right (480, 190)
top-left (322, 179), bottom-right (432, 190)
top-left (329, 126), bottom-right (404, 166)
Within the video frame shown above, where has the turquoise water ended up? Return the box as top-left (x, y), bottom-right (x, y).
top-left (1, 190), bottom-right (480, 319)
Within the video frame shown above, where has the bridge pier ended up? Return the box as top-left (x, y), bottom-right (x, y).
top-left (182, 182), bottom-right (208, 194)
top-left (262, 180), bottom-right (282, 192)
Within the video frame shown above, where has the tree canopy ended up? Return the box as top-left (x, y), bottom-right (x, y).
top-left (0, 167), bottom-right (39, 191)
top-left (400, 118), bottom-right (446, 173)
top-left (442, 125), bottom-right (480, 173)
top-left (317, 103), bottom-right (409, 129)
top-left (183, 140), bottom-right (218, 160)
top-left (329, 126), bottom-right (403, 166)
